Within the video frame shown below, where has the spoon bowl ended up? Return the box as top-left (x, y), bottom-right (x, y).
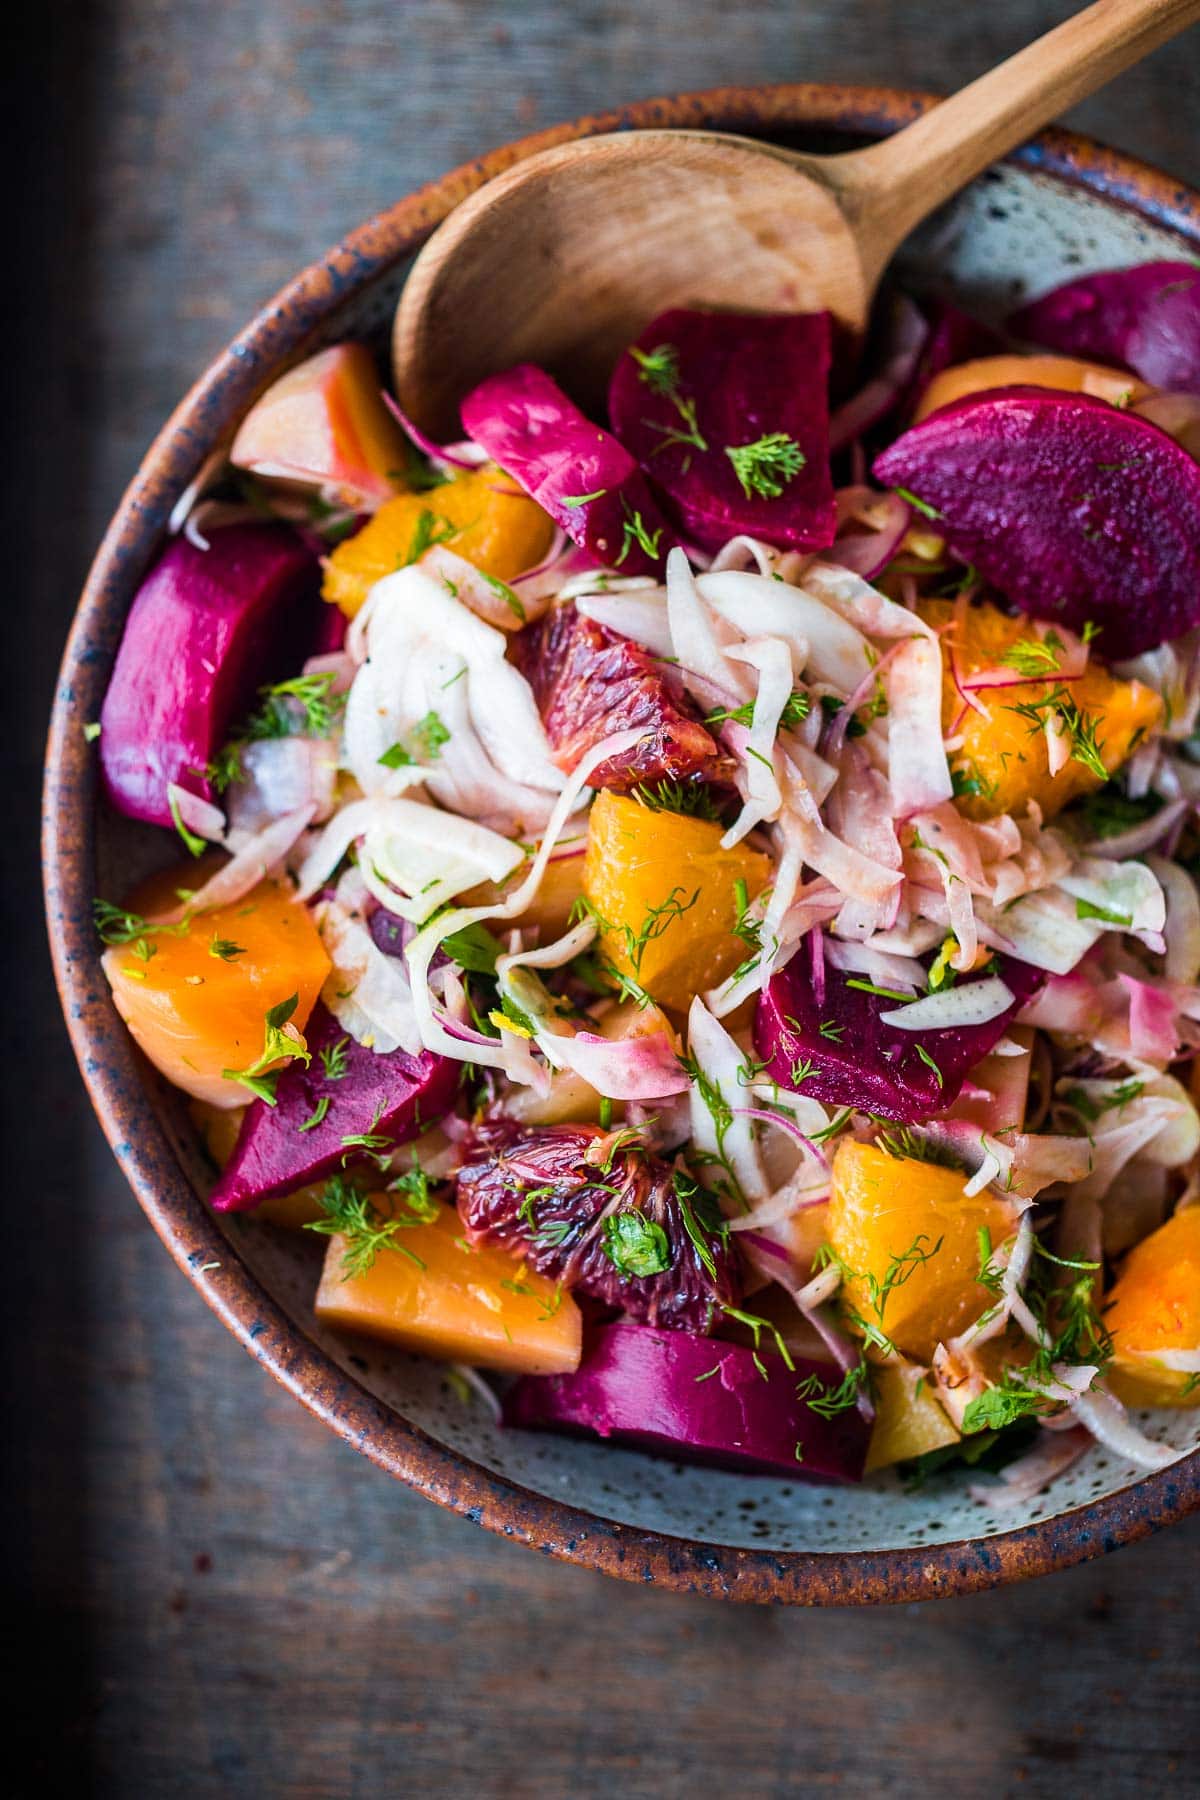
top-left (392, 131), bottom-right (874, 436)
top-left (394, 0), bottom-right (1200, 436)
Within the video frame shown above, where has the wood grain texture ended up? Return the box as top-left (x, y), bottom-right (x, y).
top-left (9, 1), bottom-right (1200, 1795)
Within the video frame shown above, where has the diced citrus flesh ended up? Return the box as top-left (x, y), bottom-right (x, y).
top-left (921, 599), bottom-right (1162, 822)
top-left (914, 353), bottom-right (1152, 423)
top-left (321, 466), bottom-right (556, 618)
top-left (582, 790), bottom-right (772, 1015)
top-left (230, 343), bottom-right (411, 509)
top-left (503, 997), bottom-right (679, 1125)
top-left (314, 1203), bottom-right (582, 1375)
top-left (827, 1140), bottom-right (1019, 1363)
top-left (865, 1363), bottom-right (960, 1472)
top-left (103, 874), bottom-right (329, 1108)
top-left (1107, 1207), bottom-right (1200, 1407)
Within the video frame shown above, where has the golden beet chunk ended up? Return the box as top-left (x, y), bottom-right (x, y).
top-left (864, 1362), bottom-right (960, 1472)
top-left (914, 353), bottom-right (1152, 423)
top-left (314, 1204), bottom-right (582, 1375)
top-left (922, 599), bottom-right (1162, 822)
top-left (103, 875), bottom-right (329, 1109)
top-left (826, 1139), bottom-right (1019, 1363)
top-left (581, 790), bottom-right (772, 1015)
top-left (1107, 1207), bottom-right (1200, 1408)
top-left (321, 466), bottom-right (556, 618)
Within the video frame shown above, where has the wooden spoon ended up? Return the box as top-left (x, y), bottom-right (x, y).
top-left (393, 0), bottom-right (1200, 438)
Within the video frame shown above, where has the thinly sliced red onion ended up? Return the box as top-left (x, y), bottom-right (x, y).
top-left (828, 295), bottom-right (929, 452)
top-left (381, 388), bottom-right (489, 472)
top-left (1067, 1385), bottom-right (1181, 1470)
top-left (828, 490), bottom-right (912, 579)
top-left (731, 1107), bottom-right (830, 1167)
top-left (156, 806), bottom-right (317, 922)
top-left (969, 1426), bottom-right (1091, 1508)
top-left (166, 782), bottom-right (226, 844)
top-left (822, 636), bottom-right (907, 759)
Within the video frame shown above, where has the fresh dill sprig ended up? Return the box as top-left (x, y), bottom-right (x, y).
top-left (725, 433), bottom-right (805, 501)
top-left (304, 1173), bottom-right (429, 1280)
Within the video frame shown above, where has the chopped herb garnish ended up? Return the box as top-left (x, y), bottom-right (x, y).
top-left (298, 1095), bottom-right (331, 1134)
top-left (222, 992), bottom-right (311, 1105)
top-left (208, 936), bottom-right (246, 962)
top-left (630, 343), bottom-right (680, 394)
top-left (1075, 897), bottom-right (1132, 926)
top-left (319, 1035), bottom-right (350, 1082)
top-left (1000, 631), bottom-right (1064, 677)
top-left (304, 1173), bottom-right (428, 1280)
top-left (725, 432), bottom-right (805, 501)
top-left (402, 508), bottom-right (460, 566)
top-left (616, 500), bottom-right (663, 566)
top-left (894, 486), bottom-right (942, 522)
top-left (601, 1209), bottom-right (672, 1279)
top-left (168, 788), bottom-right (208, 858)
top-left (562, 489), bottom-right (608, 508)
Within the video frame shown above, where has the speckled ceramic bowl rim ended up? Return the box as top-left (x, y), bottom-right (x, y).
top-left (45, 82), bottom-right (1200, 1606)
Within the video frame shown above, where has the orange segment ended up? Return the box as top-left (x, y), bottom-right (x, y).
top-left (827, 1140), bottom-right (1019, 1363)
top-left (1107, 1207), bottom-right (1200, 1407)
top-left (921, 599), bottom-right (1162, 822)
top-left (314, 1203), bottom-right (582, 1374)
top-left (102, 874), bottom-right (329, 1108)
top-left (321, 466), bottom-right (556, 618)
top-left (581, 790), bottom-right (771, 1015)
top-left (915, 353), bottom-right (1152, 423)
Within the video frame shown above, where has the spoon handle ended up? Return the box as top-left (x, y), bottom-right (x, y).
top-left (836, 0), bottom-right (1200, 273)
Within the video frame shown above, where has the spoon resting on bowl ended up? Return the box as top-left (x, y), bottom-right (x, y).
top-left (393, 0), bottom-right (1200, 438)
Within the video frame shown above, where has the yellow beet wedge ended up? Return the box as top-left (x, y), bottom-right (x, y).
top-left (581, 790), bottom-right (771, 1016)
top-left (321, 465), bottom-right (556, 618)
top-left (921, 598), bottom-right (1162, 823)
top-left (314, 1203), bottom-right (583, 1376)
top-left (826, 1139), bottom-right (1019, 1364)
top-left (914, 352), bottom-right (1152, 423)
top-left (864, 1363), bottom-right (961, 1473)
top-left (1107, 1207), bottom-right (1200, 1407)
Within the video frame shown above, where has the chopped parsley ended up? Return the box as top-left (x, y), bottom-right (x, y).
top-left (601, 1210), bottom-right (672, 1278)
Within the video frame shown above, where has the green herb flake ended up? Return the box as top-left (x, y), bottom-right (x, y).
top-left (725, 432), bottom-right (805, 501)
top-left (601, 1209), bottom-right (672, 1279)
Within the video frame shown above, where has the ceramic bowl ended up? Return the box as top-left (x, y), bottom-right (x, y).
top-left (45, 84), bottom-right (1200, 1604)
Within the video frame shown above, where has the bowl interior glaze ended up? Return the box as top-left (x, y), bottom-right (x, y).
top-left (47, 88), bottom-right (1200, 1603)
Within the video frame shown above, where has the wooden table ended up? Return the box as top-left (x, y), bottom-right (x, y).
top-left (12, 3), bottom-right (1200, 1793)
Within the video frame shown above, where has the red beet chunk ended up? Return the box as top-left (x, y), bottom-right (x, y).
top-left (608, 308), bottom-right (837, 554)
top-left (209, 1005), bottom-right (458, 1213)
top-left (504, 1322), bottom-right (868, 1481)
top-left (755, 947), bottom-right (1044, 1125)
top-left (1010, 261), bottom-right (1200, 393)
top-left (872, 386), bottom-right (1200, 658)
top-left (100, 524), bottom-right (320, 828)
top-left (511, 601), bottom-right (722, 790)
top-left (459, 363), bottom-right (674, 574)
top-left (455, 1121), bottom-right (740, 1334)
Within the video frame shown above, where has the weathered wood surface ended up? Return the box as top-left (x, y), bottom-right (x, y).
top-left (10, 2), bottom-right (1200, 1794)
